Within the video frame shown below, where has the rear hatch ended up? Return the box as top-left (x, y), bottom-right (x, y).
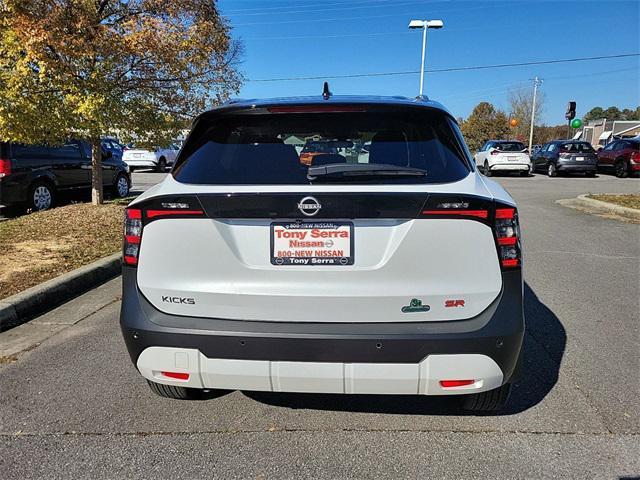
top-left (132, 103), bottom-right (512, 323)
top-left (123, 147), bottom-right (155, 162)
top-left (492, 142), bottom-right (530, 163)
top-left (559, 142), bottom-right (597, 164)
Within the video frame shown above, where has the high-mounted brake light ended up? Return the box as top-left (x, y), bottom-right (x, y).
top-left (0, 158), bottom-right (10, 178)
top-left (268, 105), bottom-right (367, 113)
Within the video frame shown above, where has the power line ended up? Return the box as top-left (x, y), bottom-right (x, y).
top-left (225, 0), bottom-right (422, 17)
top-left (247, 53), bottom-right (640, 82)
top-left (233, 3), bottom-right (490, 26)
top-left (222, 0), bottom-right (395, 14)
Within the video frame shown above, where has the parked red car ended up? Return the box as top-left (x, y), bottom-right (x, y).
top-left (597, 138), bottom-right (640, 178)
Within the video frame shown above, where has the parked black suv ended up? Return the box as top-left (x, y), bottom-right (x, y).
top-left (0, 140), bottom-right (131, 213)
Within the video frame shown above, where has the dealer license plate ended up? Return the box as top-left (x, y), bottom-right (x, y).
top-left (271, 221), bottom-right (354, 266)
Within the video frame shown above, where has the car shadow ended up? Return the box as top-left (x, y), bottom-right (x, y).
top-left (241, 283), bottom-right (566, 416)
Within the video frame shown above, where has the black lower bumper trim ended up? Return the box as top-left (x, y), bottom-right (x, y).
top-left (120, 267), bottom-right (525, 383)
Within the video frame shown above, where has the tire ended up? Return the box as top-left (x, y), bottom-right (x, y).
top-left (519, 170), bottom-right (529, 177)
top-left (114, 173), bottom-right (130, 198)
top-left (585, 171), bottom-right (596, 178)
top-left (28, 180), bottom-right (55, 211)
top-left (147, 380), bottom-right (200, 400)
top-left (462, 383), bottom-right (512, 412)
top-left (547, 162), bottom-right (557, 177)
top-left (614, 159), bottom-right (629, 178)
top-left (483, 161), bottom-right (492, 177)
top-left (156, 157), bottom-right (167, 173)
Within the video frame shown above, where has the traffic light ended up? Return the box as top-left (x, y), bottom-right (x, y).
top-left (565, 101), bottom-right (576, 120)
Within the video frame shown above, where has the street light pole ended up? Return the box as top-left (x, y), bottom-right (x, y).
top-left (419, 25), bottom-right (427, 96)
top-left (528, 76), bottom-right (542, 153)
top-left (409, 19), bottom-right (443, 97)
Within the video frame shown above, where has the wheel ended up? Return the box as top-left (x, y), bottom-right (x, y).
top-left (114, 173), bottom-right (130, 198)
top-left (483, 161), bottom-right (492, 177)
top-left (585, 171), bottom-right (596, 178)
top-left (147, 380), bottom-right (201, 400)
top-left (28, 180), bottom-right (55, 211)
top-left (614, 159), bottom-right (629, 178)
top-left (519, 170), bottom-right (529, 177)
top-left (462, 383), bottom-right (512, 412)
top-left (547, 162), bottom-right (557, 177)
top-left (156, 157), bottom-right (167, 173)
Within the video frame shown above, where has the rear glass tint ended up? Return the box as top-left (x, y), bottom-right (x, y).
top-left (495, 142), bottom-right (525, 152)
top-left (560, 142), bottom-right (595, 153)
top-left (173, 109), bottom-right (471, 185)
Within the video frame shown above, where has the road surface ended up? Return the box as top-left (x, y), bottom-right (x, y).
top-left (1, 173), bottom-right (639, 479)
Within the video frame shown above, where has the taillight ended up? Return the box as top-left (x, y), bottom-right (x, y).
top-left (123, 202), bottom-right (205, 266)
top-left (494, 207), bottom-right (521, 268)
top-left (0, 158), bottom-right (11, 178)
top-left (490, 150), bottom-right (500, 155)
top-left (123, 208), bottom-right (142, 265)
top-left (631, 151), bottom-right (640, 163)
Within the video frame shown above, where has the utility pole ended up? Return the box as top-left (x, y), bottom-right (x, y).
top-left (528, 76), bottom-right (542, 153)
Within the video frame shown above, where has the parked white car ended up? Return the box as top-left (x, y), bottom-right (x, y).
top-left (474, 140), bottom-right (531, 177)
top-left (122, 144), bottom-right (180, 172)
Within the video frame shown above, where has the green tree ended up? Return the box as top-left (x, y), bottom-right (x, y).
top-left (583, 106), bottom-right (640, 122)
top-left (460, 102), bottom-right (510, 152)
top-left (583, 107), bottom-right (605, 122)
top-left (0, 0), bottom-right (242, 204)
top-left (602, 106), bottom-right (623, 120)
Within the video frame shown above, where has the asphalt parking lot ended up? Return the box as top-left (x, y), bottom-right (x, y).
top-left (1, 172), bottom-right (639, 479)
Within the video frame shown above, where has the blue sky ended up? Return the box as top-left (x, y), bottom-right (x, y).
top-left (219, 0), bottom-right (639, 125)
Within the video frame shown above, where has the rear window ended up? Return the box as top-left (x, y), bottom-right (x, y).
top-left (495, 142), bottom-right (525, 152)
top-left (173, 109), bottom-right (471, 185)
top-left (560, 142), bottom-right (595, 153)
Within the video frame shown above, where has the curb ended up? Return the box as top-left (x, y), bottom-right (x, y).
top-left (570, 194), bottom-right (640, 221)
top-left (0, 253), bottom-right (122, 331)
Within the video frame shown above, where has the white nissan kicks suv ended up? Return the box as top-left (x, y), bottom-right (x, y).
top-left (120, 95), bottom-right (524, 412)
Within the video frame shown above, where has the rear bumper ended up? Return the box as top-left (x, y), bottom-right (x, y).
top-left (489, 163), bottom-right (530, 171)
top-left (120, 267), bottom-right (524, 394)
top-left (557, 163), bottom-right (597, 172)
top-left (124, 159), bottom-right (157, 168)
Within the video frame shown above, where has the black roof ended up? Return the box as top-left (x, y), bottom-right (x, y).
top-left (197, 95), bottom-right (454, 120)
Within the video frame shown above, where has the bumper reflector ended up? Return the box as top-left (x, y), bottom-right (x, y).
top-left (161, 371), bottom-right (190, 381)
top-left (439, 379), bottom-right (475, 388)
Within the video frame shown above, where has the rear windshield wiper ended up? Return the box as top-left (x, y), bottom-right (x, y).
top-left (308, 163), bottom-right (427, 180)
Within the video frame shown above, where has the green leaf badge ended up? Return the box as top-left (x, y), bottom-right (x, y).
top-left (401, 299), bottom-right (431, 313)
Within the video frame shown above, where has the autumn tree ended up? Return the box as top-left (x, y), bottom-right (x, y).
top-left (508, 86), bottom-right (546, 141)
top-left (0, 0), bottom-right (242, 204)
top-left (460, 102), bottom-right (510, 152)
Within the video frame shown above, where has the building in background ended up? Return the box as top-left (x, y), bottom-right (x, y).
top-left (580, 119), bottom-right (640, 148)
